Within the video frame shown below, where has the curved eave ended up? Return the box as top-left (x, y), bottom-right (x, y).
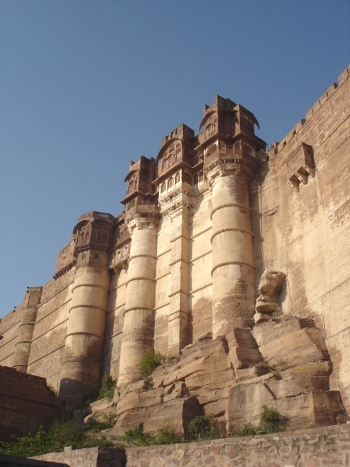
top-left (198, 110), bottom-right (216, 132)
top-left (124, 169), bottom-right (138, 183)
top-left (156, 137), bottom-right (183, 163)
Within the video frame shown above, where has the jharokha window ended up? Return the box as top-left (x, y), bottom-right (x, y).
top-left (128, 180), bottom-right (137, 194)
top-left (183, 173), bottom-right (191, 184)
top-left (160, 182), bottom-right (166, 193)
top-left (168, 177), bottom-right (174, 189)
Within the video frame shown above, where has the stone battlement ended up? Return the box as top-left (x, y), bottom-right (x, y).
top-left (269, 65), bottom-right (349, 156)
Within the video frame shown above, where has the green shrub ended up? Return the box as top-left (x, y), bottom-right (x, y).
top-left (233, 420), bottom-right (257, 437)
top-left (187, 415), bottom-right (211, 441)
top-left (121, 422), bottom-right (181, 446)
top-left (232, 406), bottom-right (285, 437)
top-left (97, 375), bottom-right (116, 401)
top-left (187, 415), bottom-right (225, 441)
top-left (255, 359), bottom-right (270, 370)
top-left (139, 351), bottom-right (167, 379)
top-left (76, 375), bottom-right (116, 408)
top-left (0, 426), bottom-right (58, 458)
top-left (255, 359), bottom-right (288, 373)
top-left (259, 405), bottom-right (284, 433)
top-left (0, 418), bottom-right (116, 458)
top-left (121, 424), bottom-right (153, 446)
top-left (154, 424), bottom-right (182, 445)
top-left (86, 414), bottom-right (116, 433)
top-left (50, 420), bottom-right (84, 449)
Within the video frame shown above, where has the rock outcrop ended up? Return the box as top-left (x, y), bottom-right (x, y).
top-left (255, 270), bottom-right (286, 323)
top-left (81, 316), bottom-right (347, 436)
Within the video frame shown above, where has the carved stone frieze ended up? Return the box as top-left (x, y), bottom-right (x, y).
top-left (158, 186), bottom-right (195, 218)
top-left (205, 152), bottom-right (258, 185)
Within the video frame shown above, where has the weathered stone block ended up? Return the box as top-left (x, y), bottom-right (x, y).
top-left (258, 327), bottom-right (329, 368)
top-left (143, 396), bottom-right (202, 435)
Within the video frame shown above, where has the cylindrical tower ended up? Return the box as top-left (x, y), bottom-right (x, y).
top-left (196, 96), bottom-right (265, 338)
top-left (210, 156), bottom-right (255, 337)
top-left (12, 287), bottom-right (42, 372)
top-left (118, 215), bottom-right (158, 386)
top-left (59, 212), bottom-right (114, 409)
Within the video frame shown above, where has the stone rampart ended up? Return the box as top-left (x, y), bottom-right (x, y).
top-left (0, 366), bottom-right (61, 442)
top-left (33, 424), bottom-right (350, 466)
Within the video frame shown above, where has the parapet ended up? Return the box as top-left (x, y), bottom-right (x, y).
top-left (268, 65), bottom-right (350, 157)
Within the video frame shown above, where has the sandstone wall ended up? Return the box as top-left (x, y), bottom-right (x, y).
top-left (27, 273), bottom-right (74, 391)
top-left (0, 271), bottom-right (74, 392)
top-left (102, 268), bottom-right (127, 380)
top-left (154, 215), bottom-right (172, 353)
top-left (34, 424), bottom-right (350, 467)
top-left (0, 366), bottom-right (61, 442)
top-left (154, 189), bottom-right (214, 354)
top-left (250, 66), bottom-right (350, 411)
top-left (190, 191), bottom-right (213, 342)
top-left (0, 303), bottom-right (24, 367)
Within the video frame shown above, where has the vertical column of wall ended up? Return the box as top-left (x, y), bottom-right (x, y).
top-left (167, 210), bottom-right (191, 356)
top-left (59, 265), bottom-right (109, 408)
top-left (118, 219), bottom-right (157, 386)
top-left (211, 172), bottom-right (255, 337)
top-left (12, 287), bottom-right (42, 373)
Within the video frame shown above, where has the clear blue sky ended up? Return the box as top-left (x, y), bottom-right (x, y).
top-left (0, 0), bottom-right (349, 318)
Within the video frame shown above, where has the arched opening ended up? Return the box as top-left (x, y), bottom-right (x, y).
top-left (168, 177), bottom-right (174, 189)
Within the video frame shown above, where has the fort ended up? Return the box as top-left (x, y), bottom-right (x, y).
top-left (0, 66), bottom-right (349, 436)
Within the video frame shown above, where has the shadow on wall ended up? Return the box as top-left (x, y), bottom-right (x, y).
top-left (191, 297), bottom-right (212, 342)
top-left (59, 339), bottom-right (104, 413)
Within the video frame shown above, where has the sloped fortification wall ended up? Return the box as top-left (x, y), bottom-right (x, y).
top-left (0, 305), bottom-right (24, 367)
top-left (34, 424), bottom-right (350, 467)
top-left (250, 66), bottom-right (350, 411)
top-left (0, 272), bottom-right (74, 392)
top-left (0, 366), bottom-right (61, 442)
top-left (27, 274), bottom-right (73, 390)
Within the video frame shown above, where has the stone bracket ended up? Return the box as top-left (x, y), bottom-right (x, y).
top-left (286, 143), bottom-right (315, 192)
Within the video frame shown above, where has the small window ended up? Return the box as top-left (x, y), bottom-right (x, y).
top-left (175, 172), bottom-right (180, 184)
top-left (168, 177), bottom-right (174, 189)
top-left (206, 122), bottom-right (215, 136)
top-left (206, 144), bottom-right (217, 157)
top-left (183, 173), bottom-right (191, 184)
